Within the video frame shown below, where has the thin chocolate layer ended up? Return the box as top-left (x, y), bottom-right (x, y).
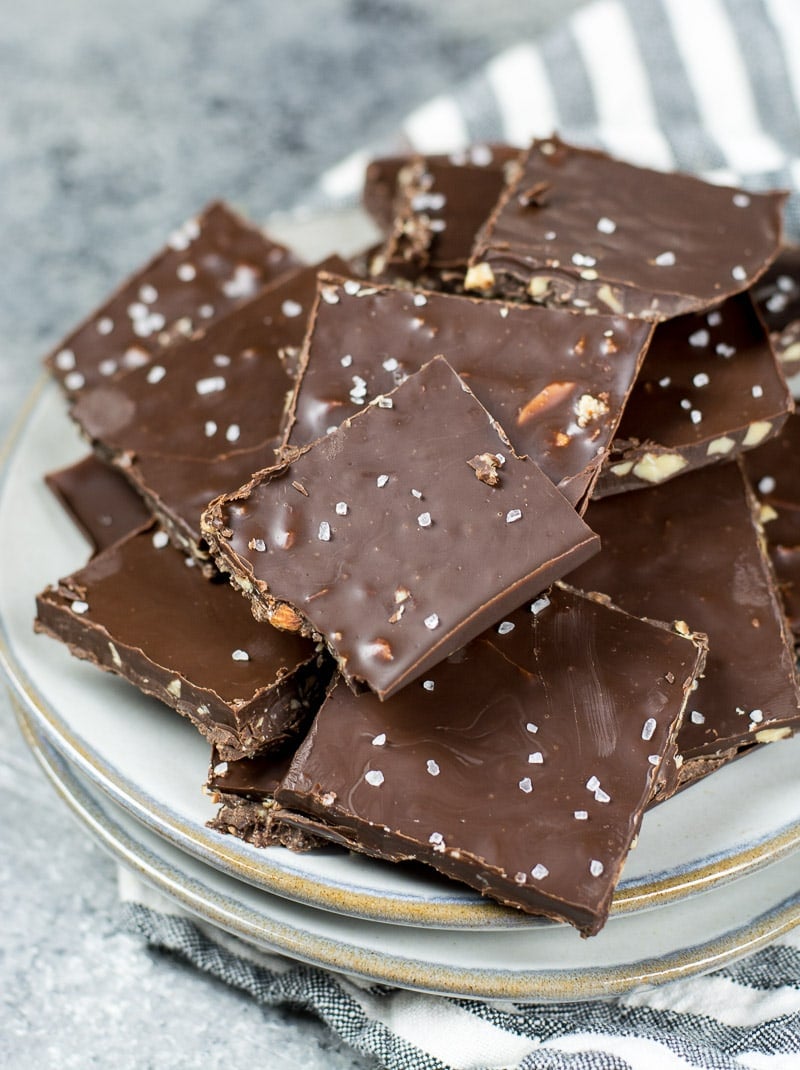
top-left (743, 412), bottom-right (800, 543)
top-left (45, 454), bottom-right (151, 555)
top-left (569, 464), bottom-right (800, 769)
top-left (204, 357), bottom-right (600, 700)
top-left (45, 201), bottom-right (301, 397)
top-left (71, 258), bottom-right (348, 558)
top-left (275, 586), bottom-right (706, 935)
top-left (467, 137), bottom-right (786, 321)
top-left (285, 273), bottom-right (654, 509)
top-left (594, 293), bottom-right (792, 496)
top-left (362, 146), bottom-right (518, 235)
top-left (34, 525), bottom-right (333, 761)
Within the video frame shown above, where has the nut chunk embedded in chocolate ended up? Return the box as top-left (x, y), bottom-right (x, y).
top-left (594, 292), bottom-right (792, 497)
top-left (45, 201), bottom-right (301, 398)
top-left (467, 137), bottom-right (786, 322)
top-left (203, 356), bottom-right (600, 700)
top-left (273, 586), bottom-right (706, 935)
top-left (34, 525), bottom-right (332, 761)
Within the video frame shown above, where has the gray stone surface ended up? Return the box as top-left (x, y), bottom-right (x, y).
top-left (1, 2), bottom-right (589, 1067)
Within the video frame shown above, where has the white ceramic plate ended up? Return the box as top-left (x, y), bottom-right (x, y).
top-left (17, 700), bottom-right (800, 1002)
top-left (3, 209), bottom-right (800, 930)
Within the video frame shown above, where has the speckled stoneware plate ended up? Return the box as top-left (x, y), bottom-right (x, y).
top-left (3, 208), bottom-right (800, 932)
top-left (18, 702), bottom-right (800, 1002)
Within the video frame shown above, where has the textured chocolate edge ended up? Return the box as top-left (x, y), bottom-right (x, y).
top-left (34, 586), bottom-right (333, 761)
top-left (592, 408), bottom-right (793, 499)
top-left (207, 792), bottom-right (326, 851)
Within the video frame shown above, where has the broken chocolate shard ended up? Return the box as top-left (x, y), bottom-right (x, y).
top-left (45, 454), bottom-right (152, 556)
top-left (594, 292), bottom-right (793, 497)
top-left (467, 136), bottom-right (786, 321)
top-left (46, 201), bottom-right (302, 398)
top-left (204, 356), bottom-right (600, 700)
top-left (34, 525), bottom-right (333, 761)
top-left (273, 585), bottom-right (706, 935)
top-left (70, 258), bottom-right (349, 559)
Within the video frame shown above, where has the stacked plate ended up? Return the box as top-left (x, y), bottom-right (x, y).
top-left (4, 213), bottom-right (800, 1002)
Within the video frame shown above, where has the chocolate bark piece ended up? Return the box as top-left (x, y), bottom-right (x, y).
top-left (45, 201), bottom-right (301, 398)
top-left (771, 546), bottom-right (800, 641)
top-left (207, 745), bottom-right (325, 850)
top-left (203, 357), bottom-right (600, 701)
top-left (369, 157), bottom-right (515, 290)
top-left (466, 137), bottom-right (786, 322)
top-left (34, 525), bottom-right (332, 761)
top-left (593, 293), bottom-right (792, 497)
top-left (362, 146), bottom-right (519, 235)
top-left (568, 464), bottom-right (800, 785)
top-left (45, 454), bottom-right (151, 555)
top-left (284, 273), bottom-right (654, 509)
top-left (273, 586), bottom-right (706, 935)
top-left (71, 258), bottom-right (349, 560)
top-left (752, 245), bottom-right (800, 377)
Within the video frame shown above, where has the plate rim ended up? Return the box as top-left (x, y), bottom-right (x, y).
top-left (16, 699), bottom-right (800, 1003)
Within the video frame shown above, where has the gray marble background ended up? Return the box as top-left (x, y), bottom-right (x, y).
top-left (1, 3), bottom-right (589, 1067)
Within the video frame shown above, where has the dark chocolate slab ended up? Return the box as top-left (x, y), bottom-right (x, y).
top-left (34, 525), bottom-right (332, 761)
top-left (569, 463), bottom-right (800, 773)
top-left (467, 137), bottom-right (786, 322)
top-left (274, 586), bottom-right (705, 935)
top-left (45, 201), bottom-right (301, 397)
top-left (362, 146), bottom-right (519, 235)
top-left (204, 356), bottom-right (600, 700)
top-left (45, 454), bottom-right (151, 555)
top-left (594, 293), bottom-right (792, 496)
top-left (285, 273), bottom-right (654, 509)
top-left (70, 258), bottom-right (349, 558)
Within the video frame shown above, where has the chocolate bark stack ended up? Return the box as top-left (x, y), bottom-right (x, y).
top-left (34, 144), bottom-right (800, 936)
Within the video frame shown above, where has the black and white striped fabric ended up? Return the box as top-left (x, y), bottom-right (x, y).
top-left (121, 2), bottom-right (800, 1066)
top-left (316, 0), bottom-right (800, 241)
top-left (121, 877), bottom-right (800, 1069)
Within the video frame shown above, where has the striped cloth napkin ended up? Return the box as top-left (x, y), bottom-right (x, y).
top-left (121, 1), bottom-right (800, 1066)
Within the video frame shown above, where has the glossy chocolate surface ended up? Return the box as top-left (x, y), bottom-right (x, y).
top-left (468, 137), bottom-right (786, 321)
top-left (45, 201), bottom-right (301, 397)
top-left (285, 273), bottom-right (653, 509)
top-left (275, 586), bottom-right (705, 934)
top-left (35, 526), bottom-right (330, 760)
top-left (45, 454), bottom-right (151, 555)
top-left (71, 258), bottom-right (348, 556)
top-left (204, 357), bottom-right (600, 700)
top-left (594, 293), bottom-right (792, 497)
top-left (570, 464), bottom-right (800, 762)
